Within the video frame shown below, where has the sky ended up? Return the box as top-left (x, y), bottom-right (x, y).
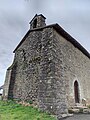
top-left (0, 0), bottom-right (90, 86)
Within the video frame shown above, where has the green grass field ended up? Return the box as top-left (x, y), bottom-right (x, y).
top-left (0, 100), bottom-right (56, 120)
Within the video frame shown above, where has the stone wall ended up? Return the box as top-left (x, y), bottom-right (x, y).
top-left (10, 30), bottom-right (42, 101)
top-left (53, 29), bottom-right (90, 107)
top-left (3, 69), bottom-right (12, 100)
top-left (3, 25), bottom-right (90, 119)
top-left (3, 27), bottom-right (68, 119)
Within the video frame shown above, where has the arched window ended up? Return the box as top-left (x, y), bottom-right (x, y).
top-left (74, 81), bottom-right (80, 103)
top-left (33, 19), bottom-right (37, 28)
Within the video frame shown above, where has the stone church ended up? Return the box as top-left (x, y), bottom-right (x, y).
top-left (3, 14), bottom-right (90, 118)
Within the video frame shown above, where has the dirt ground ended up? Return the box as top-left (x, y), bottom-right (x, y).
top-left (63, 114), bottom-right (90, 120)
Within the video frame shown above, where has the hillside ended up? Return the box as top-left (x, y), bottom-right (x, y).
top-left (0, 100), bottom-right (56, 120)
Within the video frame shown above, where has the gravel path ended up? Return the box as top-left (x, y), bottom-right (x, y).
top-left (63, 114), bottom-right (90, 120)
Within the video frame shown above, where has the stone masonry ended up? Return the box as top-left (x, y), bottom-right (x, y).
top-left (3, 14), bottom-right (90, 119)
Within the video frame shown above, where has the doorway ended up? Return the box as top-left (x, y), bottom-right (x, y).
top-left (74, 81), bottom-right (80, 103)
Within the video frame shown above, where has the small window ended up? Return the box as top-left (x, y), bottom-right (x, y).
top-left (33, 19), bottom-right (37, 28)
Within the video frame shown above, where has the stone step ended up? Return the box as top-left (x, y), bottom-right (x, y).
top-left (73, 105), bottom-right (88, 109)
top-left (68, 107), bottom-right (90, 114)
top-left (72, 103), bottom-right (88, 109)
top-left (68, 103), bottom-right (90, 114)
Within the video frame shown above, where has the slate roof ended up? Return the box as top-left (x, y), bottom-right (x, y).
top-left (29, 14), bottom-right (46, 24)
top-left (13, 23), bottom-right (90, 59)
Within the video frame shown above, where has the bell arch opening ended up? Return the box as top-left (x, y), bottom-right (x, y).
top-left (33, 19), bottom-right (37, 28)
top-left (74, 80), bottom-right (80, 103)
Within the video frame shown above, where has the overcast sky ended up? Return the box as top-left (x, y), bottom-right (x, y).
top-left (0, 0), bottom-right (90, 86)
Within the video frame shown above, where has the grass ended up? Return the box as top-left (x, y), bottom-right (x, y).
top-left (0, 100), bottom-right (56, 120)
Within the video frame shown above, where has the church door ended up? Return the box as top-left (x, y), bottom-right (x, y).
top-left (74, 81), bottom-right (80, 103)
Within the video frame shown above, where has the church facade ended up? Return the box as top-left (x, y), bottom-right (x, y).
top-left (3, 14), bottom-right (90, 118)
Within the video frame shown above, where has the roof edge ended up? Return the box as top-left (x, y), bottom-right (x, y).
top-left (29, 14), bottom-right (46, 24)
top-left (13, 23), bottom-right (90, 59)
top-left (53, 24), bottom-right (90, 58)
top-left (13, 24), bottom-right (56, 53)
